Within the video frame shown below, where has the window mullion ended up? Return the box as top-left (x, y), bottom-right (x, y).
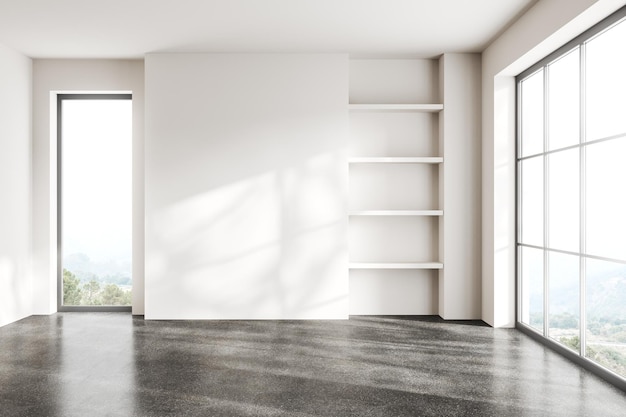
top-left (543, 66), bottom-right (550, 338)
top-left (516, 81), bottom-right (523, 323)
top-left (579, 43), bottom-right (587, 358)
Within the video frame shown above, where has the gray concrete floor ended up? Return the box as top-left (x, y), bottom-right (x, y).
top-left (1, 313), bottom-right (625, 416)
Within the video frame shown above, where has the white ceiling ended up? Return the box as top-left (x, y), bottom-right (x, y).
top-left (0, 0), bottom-right (537, 59)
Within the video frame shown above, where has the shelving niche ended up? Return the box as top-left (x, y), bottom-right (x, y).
top-left (348, 58), bottom-right (443, 315)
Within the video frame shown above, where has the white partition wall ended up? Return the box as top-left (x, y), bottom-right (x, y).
top-left (144, 54), bottom-right (349, 319)
top-left (0, 44), bottom-right (32, 327)
top-left (438, 53), bottom-right (482, 320)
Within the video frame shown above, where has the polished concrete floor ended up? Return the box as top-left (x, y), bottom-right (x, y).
top-left (1, 314), bottom-right (626, 417)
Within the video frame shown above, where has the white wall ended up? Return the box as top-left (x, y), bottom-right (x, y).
top-left (0, 43), bottom-right (32, 327)
top-left (32, 60), bottom-right (145, 315)
top-left (145, 54), bottom-right (349, 319)
top-left (482, 0), bottom-right (626, 327)
top-left (439, 53), bottom-right (482, 320)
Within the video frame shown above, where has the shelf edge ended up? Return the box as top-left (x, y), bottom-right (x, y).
top-left (348, 103), bottom-right (444, 112)
top-left (349, 210), bottom-right (443, 216)
top-left (348, 157), bottom-right (443, 164)
top-left (349, 262), bottom-right (444, 270)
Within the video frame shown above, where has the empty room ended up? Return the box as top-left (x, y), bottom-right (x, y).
top-left (1, 0), bottom-right (626, 415)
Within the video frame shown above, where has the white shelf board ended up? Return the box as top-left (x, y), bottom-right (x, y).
top-left (348, 157), bottom-right (443, 164)
top-left (349, 210), bottom-right (443, 216)
top-left (348, 104), bottom-right (444, 112)
top-left (349, 262), bottom-right (444, 270)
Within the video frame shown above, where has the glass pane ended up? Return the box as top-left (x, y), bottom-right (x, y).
top-left (521, 246), bottom-right (544, 332)
top-left (62, 99), bottom-right (132, 306)
top-left (548, 252), bottom-right (580, 350)
top-left (586, 138), bottom-right (626, 261)
top-left (521, 69), bottom-right (544, 157)
top-left (586, 258), bottom-right (626, 378)
top-left (520, 156), bottom-right (543, 247)
top-left (548, 48), bottom-right (580, 151)
top-left (548, 148), bottom-right (579, 252)
top-left (586, 19), bottom-right (626, 141)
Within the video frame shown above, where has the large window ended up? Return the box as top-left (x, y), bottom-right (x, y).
top-left (517, 8), bottom-right (626, 383)
top-left (58, 94), bottom-right (133, 311)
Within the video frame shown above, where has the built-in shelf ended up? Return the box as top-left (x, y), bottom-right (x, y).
top-left (349, 262), bottom-right (444, 270)
top-left (349, 210), bottom-right (443, 216)
top-left (348, 157), bottom-right (443, 164)
top-left (348, 59), bottom-right (445, 315)
top-left (348, 104), bottom-right (444, 112)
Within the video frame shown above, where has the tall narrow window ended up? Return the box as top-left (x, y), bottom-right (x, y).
top-left (58, 94), bottom-right (132, 311)
top-left (517, 7), bottom-right (626, 386)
